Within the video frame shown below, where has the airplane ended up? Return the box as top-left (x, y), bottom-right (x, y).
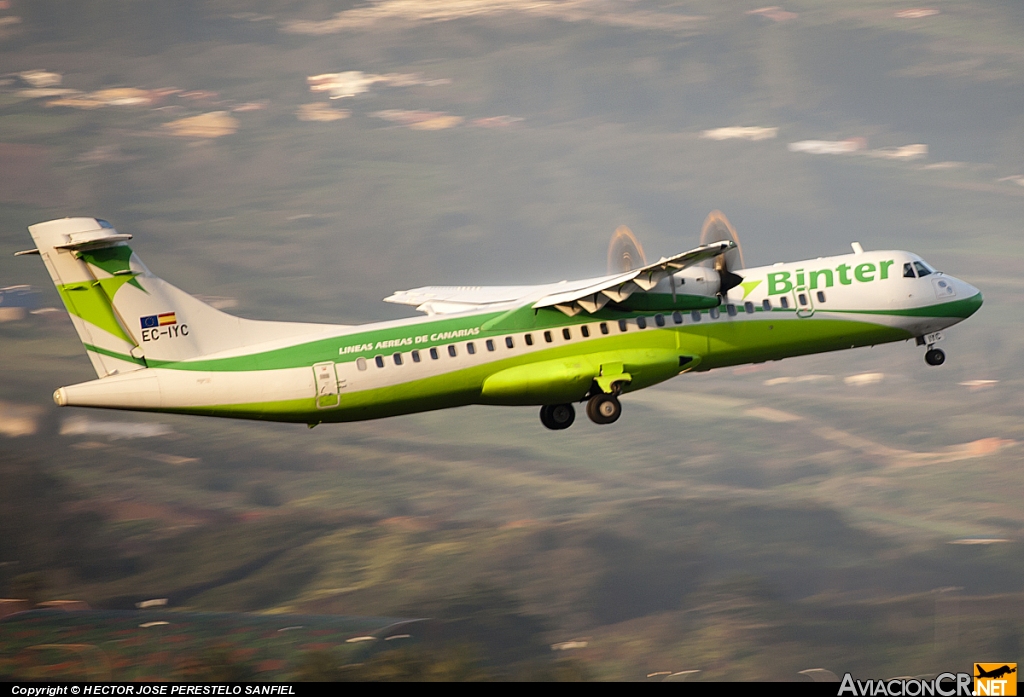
top-left (17, 214), bottom-right (982, 430)
top-left (975, 665), bottom-right (1016, 680)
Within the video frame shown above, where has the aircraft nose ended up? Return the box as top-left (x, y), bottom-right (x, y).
top-left (955, 278), bottom-right (983, 318)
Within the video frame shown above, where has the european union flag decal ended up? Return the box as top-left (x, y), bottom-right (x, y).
top-left (140, 315), bottom-right (158, 329)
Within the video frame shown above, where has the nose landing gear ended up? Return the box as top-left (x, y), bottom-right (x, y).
top-left (917, 333), bottom-right (946, 366)
top-left (925, 347), bottom-right (945, 366)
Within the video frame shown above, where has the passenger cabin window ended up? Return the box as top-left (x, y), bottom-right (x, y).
top-left (505, 337), bottom-right (514, 349)
top-left (618, 319), bottom-right (628, 332)
top-left (544, 330), bottom-right (552, 343)
top-left (816, 291), bottom-right (826, 303)
top-left (913, 261), bottom-right (932, 277)
top-left (710, 307), bottom-right (720, 319)
top-left (691, 310), bottom-right (701, 322)
top-left (375, 355), bottom-right (385, 368)
top-left (744, 301), bottom-right (754, 314)
top-left (562, 327), bottom-right (571, 340)
top-left (356, 357), bottom-right (367, 371)
top-left (411, 350), bottom-right (421, 363)
top-left (448, 345), bottom-right (457, 357)
top-left (726, 304), bottom-right (737, 317)
top-left (672, 311), bottom-right (683, 324)
top-left (780, 296), bottom-right (789, 309)
top-left (486, 339), bottom-right (495, 352)
top-left (600, 323), bottom-right (609, 335)
top-left (637, 316), bottom-right (647, 329)
top-left (762, 299), bottom-right (771, 311)
top-left (903, 262), bottom-right (916, 278)
top-left (392, 352), bottom-right (403, 366)
top-left (467, 342), bottom-right (476, 355)
top-left (525, 334), bottom-right (534, 346)
top-left (581, 325), bottom-right (590, 338)
top-left (798, 293), bottom-right (807, 306)
top-left (655, 314), bottom-right (665, 327)
top-left (430, 347), bottom-right (439, 360)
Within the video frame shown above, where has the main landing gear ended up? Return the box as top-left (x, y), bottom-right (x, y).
top-left (586, 392), bottom-right (622, 425)
top-left (539, 391), bottom-right (624, 430)
top-left (540, 403), bottom-right (575, 430)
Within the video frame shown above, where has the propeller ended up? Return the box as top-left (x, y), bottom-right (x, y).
top-left (607, 224), bottom-right (685, 303)
top-left (607, 225), bottom-right (647, 274)
top-left (699, 210), bottom-right (745, 295)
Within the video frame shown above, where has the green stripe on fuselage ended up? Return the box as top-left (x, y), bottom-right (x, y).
top-left (136, 313), bottom-right (915, 424)
top-left (702, 316), bottom-right (911, 369)
top-left (147, 306), bottom-right (642, 372)
top-left (828, 293), bottom-right (982, 319)
top-left (145, 295), bottom-right (959, 377)
top-left (84, 343), bottom-right (148, 366)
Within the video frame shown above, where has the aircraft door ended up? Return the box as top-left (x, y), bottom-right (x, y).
top-left (792, 286), bottom-right (815, 318)
top-left (313, 361), bottom-right (342, 409)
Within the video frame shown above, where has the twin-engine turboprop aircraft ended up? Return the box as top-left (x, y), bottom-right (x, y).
top-left (19, 215), bottom-right (982, 430)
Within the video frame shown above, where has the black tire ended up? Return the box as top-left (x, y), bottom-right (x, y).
top-left (586, 393), bottom-right (621, 425)
top-left (925, 348), bottom-right (946, 366)
top-left (540, 403), bottom-right (575, 430)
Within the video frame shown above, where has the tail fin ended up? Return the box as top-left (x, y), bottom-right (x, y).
top-left (26, 218), bottom-right (335, 378)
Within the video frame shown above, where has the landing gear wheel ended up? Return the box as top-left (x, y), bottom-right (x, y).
top-left (586, 393), bottom-right (622, 425)
top-left (540, 403), bottom-right (575, 430)
top-left (925, 348), bottom-right (946, 366)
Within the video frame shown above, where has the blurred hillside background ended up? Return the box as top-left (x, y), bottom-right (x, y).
top-left (1, 0), bottom-right (1023, 680)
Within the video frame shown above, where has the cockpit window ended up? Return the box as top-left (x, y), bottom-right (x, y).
top-left (913, 261), bottom-right (932, 277)
top-left (903, 262), bottom-right (916, 278)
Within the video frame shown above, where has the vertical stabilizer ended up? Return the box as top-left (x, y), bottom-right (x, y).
top-left (28, 218), bottom-right (146, 377)
top-left (27, 218), bottom-right (338, 379)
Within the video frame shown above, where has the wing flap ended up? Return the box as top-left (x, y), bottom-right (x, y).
top-left (533, 241), bottom-right (733, 314)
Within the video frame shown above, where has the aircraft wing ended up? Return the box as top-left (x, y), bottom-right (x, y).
top-left (385, 240), bottom-right (734, 316)
top-left (533, 240), bottom-right (734, 316)
top-left (383, 284), bottom-right (555, 315)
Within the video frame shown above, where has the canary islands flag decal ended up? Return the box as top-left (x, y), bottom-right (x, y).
top-left (140, 312), bottom-right (177, 329)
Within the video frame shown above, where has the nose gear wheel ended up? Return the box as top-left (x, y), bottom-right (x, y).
top-left (925, 348), bottom-right (945, 366)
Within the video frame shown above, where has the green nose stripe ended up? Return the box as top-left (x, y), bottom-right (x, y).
top-left (962, 291), bottom-right (983, 318)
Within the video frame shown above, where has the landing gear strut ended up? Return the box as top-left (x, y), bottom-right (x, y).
top-left (917, 334), bottom-right (946, 367)
top-left (586, 392), bottom-right (622, 425)
top-left (925, 347), bottom-right (945, 366)
top-left (540, 403), bottom-right (575, 430)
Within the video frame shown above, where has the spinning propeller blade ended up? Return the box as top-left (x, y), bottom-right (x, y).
top-left (607, 225), bottom-right (647, 274)
top-left (699, 211), bottom-right (745, 295)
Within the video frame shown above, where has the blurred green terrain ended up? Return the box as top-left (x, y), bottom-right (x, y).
top-left (1, 0), bottom-right (1023, 681)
